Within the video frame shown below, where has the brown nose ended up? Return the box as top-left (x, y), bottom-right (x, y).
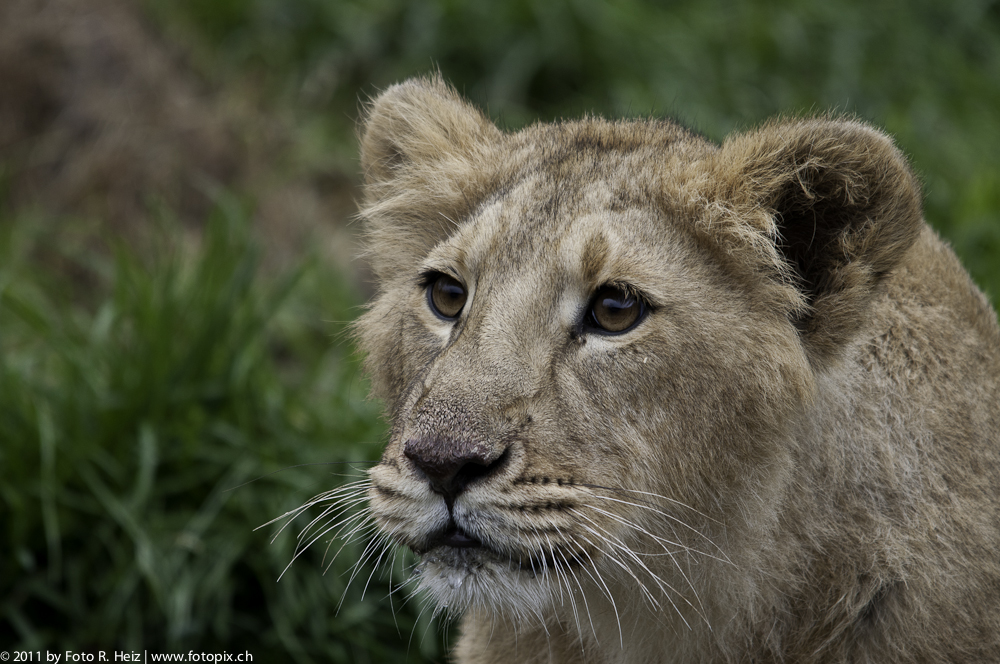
top-left (404, 437), bottom-right (508, 504)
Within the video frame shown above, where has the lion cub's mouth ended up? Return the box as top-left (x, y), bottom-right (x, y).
top-left (408, 518), bottom-right (491, 556)
top-left (417, 520), bottom-right (591, 574)
top-left (431, 525), bottom-right (482, 549)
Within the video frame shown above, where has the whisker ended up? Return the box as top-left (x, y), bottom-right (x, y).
top-left (581, 503), bottom-right (708, 615)
top-left (579, 486), bottom-right (730, 560)
top-left (337, 526), bottom-right (400, 612)
top-left (280, 511), bottom-right (371, 582)
top-left (579, 483), bottom-right (721, 525)
top-left (360, 530), bottom-right (398, 601)
top-left (324, 517), bottom-right (380, 572)
top-left (257, 478), bottom-right (371, 533)
top-left (573, 538), bottom-right (621, 648)
top-left (295, 496), bottom-right (372, 559)
top-left (266, 481), bottom-right (375, 581)
top-left (546, 533), bottom-right (587, 646)
top-left (409, 588), bottom-right (438, 655)
top-left (224, 461), bottom-right (375, 493)
top-left (297, 493), bottom-right (372, 544)
top-left (571, 508), bottom-right (706, 629)
top-left (571, 518), bottom-right (660, 608)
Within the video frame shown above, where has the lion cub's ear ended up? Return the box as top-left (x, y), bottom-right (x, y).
top-left (359, 75), bottom-right (502, 281)
top-left (707, 119), bottom-right (924, 365)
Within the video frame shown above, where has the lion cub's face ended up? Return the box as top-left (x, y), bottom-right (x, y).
top-left (355, 78), bottom-right (921, 624)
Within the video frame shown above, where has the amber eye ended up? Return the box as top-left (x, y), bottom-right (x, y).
top-left (587, 285), bottom-right (645, 334)
top-left (427, 274), bottom-right (467, 320)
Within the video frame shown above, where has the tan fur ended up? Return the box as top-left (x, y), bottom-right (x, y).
top-left (354, 75), bottom-right (1000, 663)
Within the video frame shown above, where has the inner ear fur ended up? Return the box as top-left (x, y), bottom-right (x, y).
top-left (359, 75), bottom-right (502, 281)
top-left (707, 118), bottom-right (923, 364)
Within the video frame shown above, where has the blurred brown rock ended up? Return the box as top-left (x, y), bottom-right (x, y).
top-left (0, 0), bottom-right (362, 282)
top-left (0, 0), bottom-right (241, 232)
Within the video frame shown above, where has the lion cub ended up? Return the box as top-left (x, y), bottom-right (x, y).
top-left (354, 76), bottom-right (1000, 663)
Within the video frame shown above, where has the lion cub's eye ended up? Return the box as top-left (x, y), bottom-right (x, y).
top-left (427, 274), bottom-right (467, 320)
top-left (587, 285), bottom-right (645, 334)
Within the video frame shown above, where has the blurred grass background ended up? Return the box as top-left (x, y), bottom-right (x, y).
top-left (1, 0), bottom-right (998, 661)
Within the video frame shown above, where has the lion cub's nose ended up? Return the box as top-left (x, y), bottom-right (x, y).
top-left (404, 437), bottom-right (508, 504)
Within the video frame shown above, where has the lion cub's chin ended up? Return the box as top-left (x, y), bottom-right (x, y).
top-left (415, 547), bottom-right (557, 620)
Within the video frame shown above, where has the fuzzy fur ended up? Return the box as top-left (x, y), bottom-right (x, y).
top-left (353, 75), bottom-right (1000, 663)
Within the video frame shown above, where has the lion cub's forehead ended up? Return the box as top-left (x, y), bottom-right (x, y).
top-left (430, 172), bottom-right (679, 303)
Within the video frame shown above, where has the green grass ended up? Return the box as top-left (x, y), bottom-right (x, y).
top-left (0, 202), bottom-right (442, 661)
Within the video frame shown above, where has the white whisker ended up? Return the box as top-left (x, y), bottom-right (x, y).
top-left (573, 538), bottom-right (622, 648)
top-left (580, 487), bottom-right (730, 561)
top-left (580, 504), bottom-right (708, 616)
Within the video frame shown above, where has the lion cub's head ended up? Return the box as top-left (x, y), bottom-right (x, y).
top-left (354, 76), bottom-right (921, 626)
